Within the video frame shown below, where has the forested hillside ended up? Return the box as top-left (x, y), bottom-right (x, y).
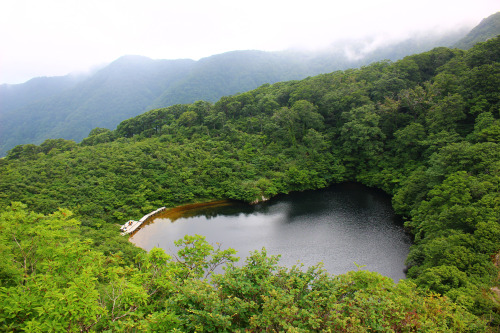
top-left (0, 74), bottom-right (85, 113)
top-left (455, 11), bottom-right (500, 49)
top-left (0, 20), bottom-right (483, 157)
top-left (0, 56), bottom-right (196, 156)
top-left (1, 36), bottom-right (499, 331)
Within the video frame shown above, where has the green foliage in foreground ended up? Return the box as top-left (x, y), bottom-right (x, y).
top-left (0, 203), bottom-right (489, 332)
top-left (1, 37), bottom-right (500, 329)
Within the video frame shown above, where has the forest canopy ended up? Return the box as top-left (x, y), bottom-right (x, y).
top-left (1, 36), bottom-right (499, 331)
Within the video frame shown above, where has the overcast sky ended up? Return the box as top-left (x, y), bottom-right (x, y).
top-left (0, 0), bottom-right (498, 84)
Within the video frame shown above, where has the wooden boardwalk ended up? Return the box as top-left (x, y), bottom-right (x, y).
top-left (120, 207), bottom-right (166, 235)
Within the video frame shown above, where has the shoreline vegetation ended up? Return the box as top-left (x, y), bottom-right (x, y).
top-left (1, 37), bottom-right (499, 330)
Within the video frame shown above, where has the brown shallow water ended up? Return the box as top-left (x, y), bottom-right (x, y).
top-left (130, 183), bottom-right (411, 281)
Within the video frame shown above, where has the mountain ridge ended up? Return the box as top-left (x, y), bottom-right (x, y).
top-left (1, 12), bottom-right (499, 156)
top-left (454, 11), bottom-right (500, 49)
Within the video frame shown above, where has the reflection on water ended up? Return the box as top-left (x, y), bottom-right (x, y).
top-left (130, 183), bottom-right (411, 281)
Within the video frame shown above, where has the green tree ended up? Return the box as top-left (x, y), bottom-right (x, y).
top-left (340, 104), bottom-right (385, 168)
top-left (178, 110), bottom-right (198, 127)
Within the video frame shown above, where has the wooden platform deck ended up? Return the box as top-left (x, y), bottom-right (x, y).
top-left (120, 207), bottom-right (166, 235)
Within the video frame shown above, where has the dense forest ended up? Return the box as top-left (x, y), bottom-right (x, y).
top-left (4, 11), bottom-right (499, 157)
top-left (1, 36), bottom-right (499, 331)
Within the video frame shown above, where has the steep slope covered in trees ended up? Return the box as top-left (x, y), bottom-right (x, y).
top-left (0, 19), bottom-right (483, 157)
top-left (0, 56), bottom-right (195, 156)
top-left (455, 11), bottom-right (500, 49)
top-left (1, 37), bottom-right (499, 330)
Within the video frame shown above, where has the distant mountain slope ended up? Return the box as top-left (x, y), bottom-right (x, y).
top-left (454, 11), bottom-right (500, 49)
top-left (147, 31), bottom-right (468, 110)
top-left (1, 13), bottom-right (496, 156)
top-left (0, 75), bottom-right (84, 113)
top-left (146, 50), bottom-right (348, 109)
top-left (45, 56), bottom-right (195, 140)
top-left (0, 50), bottom-right (358, 156)
top-left (0, 56), bottom-right (195, 155)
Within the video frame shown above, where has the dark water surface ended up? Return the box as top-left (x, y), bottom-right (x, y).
top-left (130, 183), bottom-right (411, 281)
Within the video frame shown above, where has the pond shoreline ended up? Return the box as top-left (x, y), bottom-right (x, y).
top-left (129, 183), bottom-right (411, 281)
top-left (127, 200), bottom-right (235, 236)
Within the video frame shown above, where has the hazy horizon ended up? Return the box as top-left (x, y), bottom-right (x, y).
top-left (1, 0), bottom-right (498, 85)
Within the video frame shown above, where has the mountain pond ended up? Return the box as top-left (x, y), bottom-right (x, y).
top-left (130, 182), bottom-right (412, 281)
